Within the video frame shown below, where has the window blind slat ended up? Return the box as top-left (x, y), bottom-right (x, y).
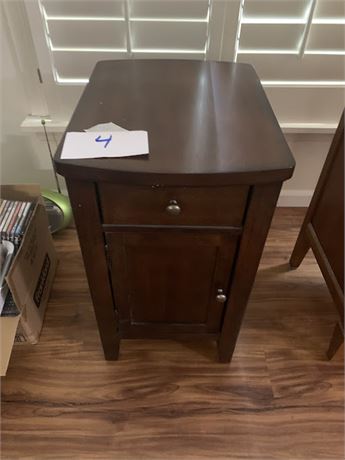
top-left (48, 21), bottom-right (127, 49)
top-left (240, 24), bottom-right (304, 50)
top-left (243, 0), bottom-right (309, 19)
top-left (306, 24), bottom-right (345, 51)
top-left (314, 0), bottom-right (345, 19)
top-left (129, 0), bottom-right (208, 19)
top-left (54, 51), bottom-right (127, 79)
top-left (238, 54), bottom-right (345, 81)
top-left (131, 22), bottom-right (207, 51)
top-left (42, 0), bottom-right (125, 18)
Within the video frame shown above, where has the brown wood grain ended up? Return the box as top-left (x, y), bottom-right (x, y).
top-left (218, 183), bottom-right (281, 362)
top-left (54, 60), bottom-right (295, 185)
top-left (55, 59), bottom-right (294, 362)
top-left (1, 209), bottom-right (343, 460)
top-left (66, 179), bottom-right (120, 360)
top-left (98, 184), bottom-right (249, 227)
top-left (106, 230), bottom-right (238, 333)
top-left (290, 111), bottom-right (344, 359)
top-left (311, 137), bottom-right (344, 291)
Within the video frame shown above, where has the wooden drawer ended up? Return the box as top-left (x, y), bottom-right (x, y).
top-left (98, 184), bottom-right (249, 227)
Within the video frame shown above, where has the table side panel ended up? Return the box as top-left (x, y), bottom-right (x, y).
top-left (66, 179), bottom-right (120, 359)
top-left (218, 182), bottom-right (282, 362)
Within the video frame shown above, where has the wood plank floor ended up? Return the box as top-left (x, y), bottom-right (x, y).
top-left (1, 208), bottom-right (343, 460)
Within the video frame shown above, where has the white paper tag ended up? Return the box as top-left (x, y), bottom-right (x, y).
top-left (60, 131), bottom-right (149, 159)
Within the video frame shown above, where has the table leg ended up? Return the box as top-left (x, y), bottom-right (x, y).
top-left (290, 230), bottom-right (310, 269)
top-left (218, 183), bottom-right (281, 363)
top-left (66, 179), bottom-right (120, 360)
top-left (327, 322), bottom-right (344, 360)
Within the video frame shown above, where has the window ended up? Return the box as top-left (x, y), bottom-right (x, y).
top-left (236, 0), bottom-right (345, 129)
top-left (24, 0), bottom-right (240, 119)
top-left (39, 0), bottom-right (212, 84)
top-left (21, 0), bottom-right (345, 129)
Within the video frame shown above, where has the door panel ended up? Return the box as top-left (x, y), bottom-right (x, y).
top-left (106, 231), bottom-right (238, 334)
top-left (126, 243), bottom-right (216, 323)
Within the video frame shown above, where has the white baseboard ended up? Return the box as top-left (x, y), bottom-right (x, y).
top-left (277, 189), bottom-right (313, 207)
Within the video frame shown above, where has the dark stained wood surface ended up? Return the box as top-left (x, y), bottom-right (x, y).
top-left (98, 183), bottom-right (249, 226)
top-left (307, 224), bottom-right (344, 324)
top-left (55, 59), bottom-right (294, 361)
top-left (66, 179), bottom-right (120, 360)
top-left (290, 111), bottom-right (344, 276)
top-left (54, 60), bottom-right (295, 185)
top-left (328, 323), bottom-right (344, 360)
top-left (106, 231), bottom-right (238, 333)
top-left (219, 183), bottom-right (281, 362)
top-left (290, 111), bottom-right (344, 359)
top-left (312, 138), bottom-right (344, 290)
top-left (1, 209), bottom-right (343, 460)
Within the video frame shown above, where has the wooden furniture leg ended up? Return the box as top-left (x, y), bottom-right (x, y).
top-left (66, 179), bottom-right (120, 360)
top-left (289, 230), bottom-right (310, 268)
top-left (288, 112), bottom-right (344, 360)
top-left (327, 322), bottom-right (344, 360)
top-left (218, 183), bottom-right (281, 362)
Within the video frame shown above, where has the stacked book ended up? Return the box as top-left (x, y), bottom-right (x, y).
top-left (0, 199), bottom-right (34, 313)
top-left (0, 187), bottom-right (57, 374)
top-left (0, 199), bottom-right (34, 247)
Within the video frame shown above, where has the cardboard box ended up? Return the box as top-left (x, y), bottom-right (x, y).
top-left (0, 184), bottom-right (57, 375)
top-left (0, 300), bottom-right (20, 376)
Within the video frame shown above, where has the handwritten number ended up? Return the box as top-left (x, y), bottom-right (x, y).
top-left (95, 134), bottom-right (112, 148)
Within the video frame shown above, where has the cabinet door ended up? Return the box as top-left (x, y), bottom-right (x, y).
top-left (106, 231), bottom-right (238, 336)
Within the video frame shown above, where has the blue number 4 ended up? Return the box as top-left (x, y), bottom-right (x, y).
top-left (95, 134), bottom-right (112, 148)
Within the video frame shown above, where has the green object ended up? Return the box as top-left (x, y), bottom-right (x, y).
top-left (41, 189), bottom-right (72, 234)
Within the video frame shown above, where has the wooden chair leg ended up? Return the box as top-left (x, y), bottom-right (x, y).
top-left (327, 322), bottom-right (344, 360)
top-left (290, 230), bottom-right (310, 269)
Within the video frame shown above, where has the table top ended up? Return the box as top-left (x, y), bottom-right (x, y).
top-left (54, 60), bottom-right (294, 185)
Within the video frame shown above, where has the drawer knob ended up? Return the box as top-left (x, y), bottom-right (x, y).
top-left (216, 289), bottom-right (227, 303)
top-left (166, 200), bottom-right (181, 216)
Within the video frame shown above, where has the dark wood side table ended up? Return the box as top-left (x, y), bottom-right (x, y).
top-left (290, 111), bottom-right (344, 359)
top-left (55, 60), bottom-right (294, 362)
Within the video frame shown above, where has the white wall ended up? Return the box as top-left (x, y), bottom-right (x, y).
top-left (0, 5), bottom-right (62, 191)
top-left (279, 133), bottom-right (331, 206)
top-left (0, 5), bottom-right (333, 205)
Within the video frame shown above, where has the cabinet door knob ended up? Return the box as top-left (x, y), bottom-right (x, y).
top-left (166, 200), bottom-right (181, 215)
top-left (216, 289), bottom-right (227, 303)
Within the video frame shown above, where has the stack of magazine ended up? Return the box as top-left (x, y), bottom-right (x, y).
top-left (0, 199), bottom-right (34, 313)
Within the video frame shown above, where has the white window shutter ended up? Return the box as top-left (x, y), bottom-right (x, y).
top-left (34, 0), bottom-right (215, 83)
top-left (23, 0), bottom-right (345, 128)
top-left (236, 0), bottom-right (345, 127)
